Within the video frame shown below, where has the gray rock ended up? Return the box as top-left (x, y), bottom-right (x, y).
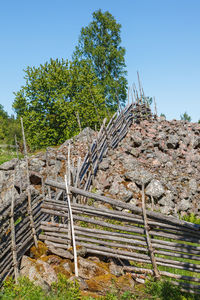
top-left (118, 184), bottom-right (133, 202)
top-left (0, 158), bottom-right (17, 171)
top-left (165, 161), bottom-right (173, 168)
top-left (109, 261), bottom-right (123, 277)
top-left (77, 257), bottom-right (109, 280)
top-left (129, 198), bottom-right (137, 206)
top-left (189, 179), bottom-right (198, 194)
top-left (193, 137), bottom-right (200, 149)
top-left (166, 135), bottom-right (179, 149)
top-left (126, 182), bottom-right (140, 193)
top-left (69, 276), bottom-right (88, 290)
top-left (131, 134), bottom-right (142, 147)
top-left (122, 158), bottom-right (139, 171)
top-left (99, 159), bottom-right (110, 171)
top-left (29, 158), bottom-right (45, 167)
top-left (146, 179), bottom-right (165, 198)
top-left (109, 181), bottom-right (120, 195)
top-left (124, 169), bottom-right (152, 186)
top-left (158, 191), bottom-right (175, 208)
top-left (0, 171), bottom-right (5, 185)
top-left (20, 255), bottom-right (57, 290)
top-left (177, 199), bottom-right (191, 211)
top-left (160, 205), bottom-right (173, 215)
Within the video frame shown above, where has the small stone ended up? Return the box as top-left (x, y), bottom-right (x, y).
top-left (193, 137), bottom-right (200, 149)
top-left (166, 135), bottom-right (179, 149)
top-left (109, 182), bottom-right (120, 195)
top-left (189, 179), bottom-right (198, 194)
top-left (118, 185), bottom-right (133, 202)
top-left (109, 261), bottom-right (123, 277)
top-left (177, 199), bottom-right (191, 211)
top-left (146, 179), bottom-right (165, 199)
top-left (99, 159), bottom-right (110, 171)
top-left (124, 169), bottom-right (152, 186)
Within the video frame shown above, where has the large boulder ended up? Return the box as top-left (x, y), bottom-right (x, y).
top-left (20, 255), bottom-right (57, 290)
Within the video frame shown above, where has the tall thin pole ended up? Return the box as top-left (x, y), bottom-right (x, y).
top-left (65, 175), bottom-right (78, 277)
top-left (20, 118), bottom-right (38, 247)
top-left (10, 175), bottom-right (19, 283)
top-left (142, 184), bottom-right (159, 279)
top-left (14, 135), bottom-right (22, 194)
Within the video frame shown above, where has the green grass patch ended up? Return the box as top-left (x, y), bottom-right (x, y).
top-left (0, 147), bottom-right (23, 165)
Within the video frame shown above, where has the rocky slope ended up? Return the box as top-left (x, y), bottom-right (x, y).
top-left (93, 117), bottom-right (200, 217)
top-left (0, 127), bottom-right (96, 204)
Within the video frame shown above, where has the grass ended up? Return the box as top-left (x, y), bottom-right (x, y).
top-left (1, 274), bottom-right (200, 300)
top-left (0, 146), bottom-right (23, 165)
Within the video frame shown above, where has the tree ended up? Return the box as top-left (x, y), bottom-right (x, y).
top-left (13, 58), bottom-right (107, 150)
top-left (0, 105), bottom-right (21, 144)
top-left (160, 113), bottom-right (166, 118)
top-left (73, 9), bottom-right (127, 110)
top-left (180, 112), bottom-right (191, 122)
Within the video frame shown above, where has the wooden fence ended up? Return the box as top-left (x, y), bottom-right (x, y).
top-left (4, 101), bottom-right (199, 294)
top-left (0, 102), bottom-right (142, 284)
top-left (42, 180), bottom-right (200, 294)
top-left (0, 189), bottom-right (49, 284)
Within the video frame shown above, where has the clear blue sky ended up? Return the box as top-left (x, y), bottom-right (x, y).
top-left (0, 0), bottom-right (200, 121)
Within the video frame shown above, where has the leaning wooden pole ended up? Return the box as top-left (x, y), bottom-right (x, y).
top-left (20, 118), bottom-right (38, 247)
top-left (14, 135), bottom-right (22, 194)
top-left (142, 184), bottom-right (159, 279)
top-left (10, 175), bottom-right (19, 283)
top-left (64, 175), bottom-right (78, 277)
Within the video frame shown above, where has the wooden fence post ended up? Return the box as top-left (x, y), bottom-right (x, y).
top-left (10, 175), bottom-right (19, 283)
top-left (142, 184), bottom-right (160, 279)
top-left (64, 175), bottom-right (78, 277)
top-left (14, 135), bottom-right (22, 194)
top-left (20, 118), bottom-right (38, 248)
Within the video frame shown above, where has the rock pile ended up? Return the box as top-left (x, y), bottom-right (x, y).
top-left (93, 117), bottom-right (200, 217)
top-left (0, 128), bottom-right (96, 204)
top-left (20, 241), bottom-right (136, 296)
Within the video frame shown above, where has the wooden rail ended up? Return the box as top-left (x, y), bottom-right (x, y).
top-left (40, 185), bottom-right (200, 294)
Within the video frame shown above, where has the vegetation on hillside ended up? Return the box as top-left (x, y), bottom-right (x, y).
top-left (12, 9), bottom-right (127, 150)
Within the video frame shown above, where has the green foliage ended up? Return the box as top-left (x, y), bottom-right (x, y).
top-left (1, 275), bottom-right (199, 300)
top-left (73, 9), bottom-right (127, 109)
top-left (13, 58), bottom-right (107, 150)
top-left (0, 275), bottom-right (81, 300)
top-left (12, 10), bottom-right (128, 150)
top-left (0, 105), bottom-right (21, 145)
top-left (160, 113), bottom-right (166, 118)
top-left (145, 278), bottom-right (199, 300)
top-left (0, 147), bottom-right (22, 165)
top-left (181, 213), bottom-right (200, 225)
top-left (0, 276), bottom-right (46, 299)
top-left (180, 112), bottom-right (192, 122)
top-left (51, 274), bottom-right (81, 299)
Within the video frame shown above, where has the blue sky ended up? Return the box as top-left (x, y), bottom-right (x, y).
top-left (0, 0), bottom-right (200, 121)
